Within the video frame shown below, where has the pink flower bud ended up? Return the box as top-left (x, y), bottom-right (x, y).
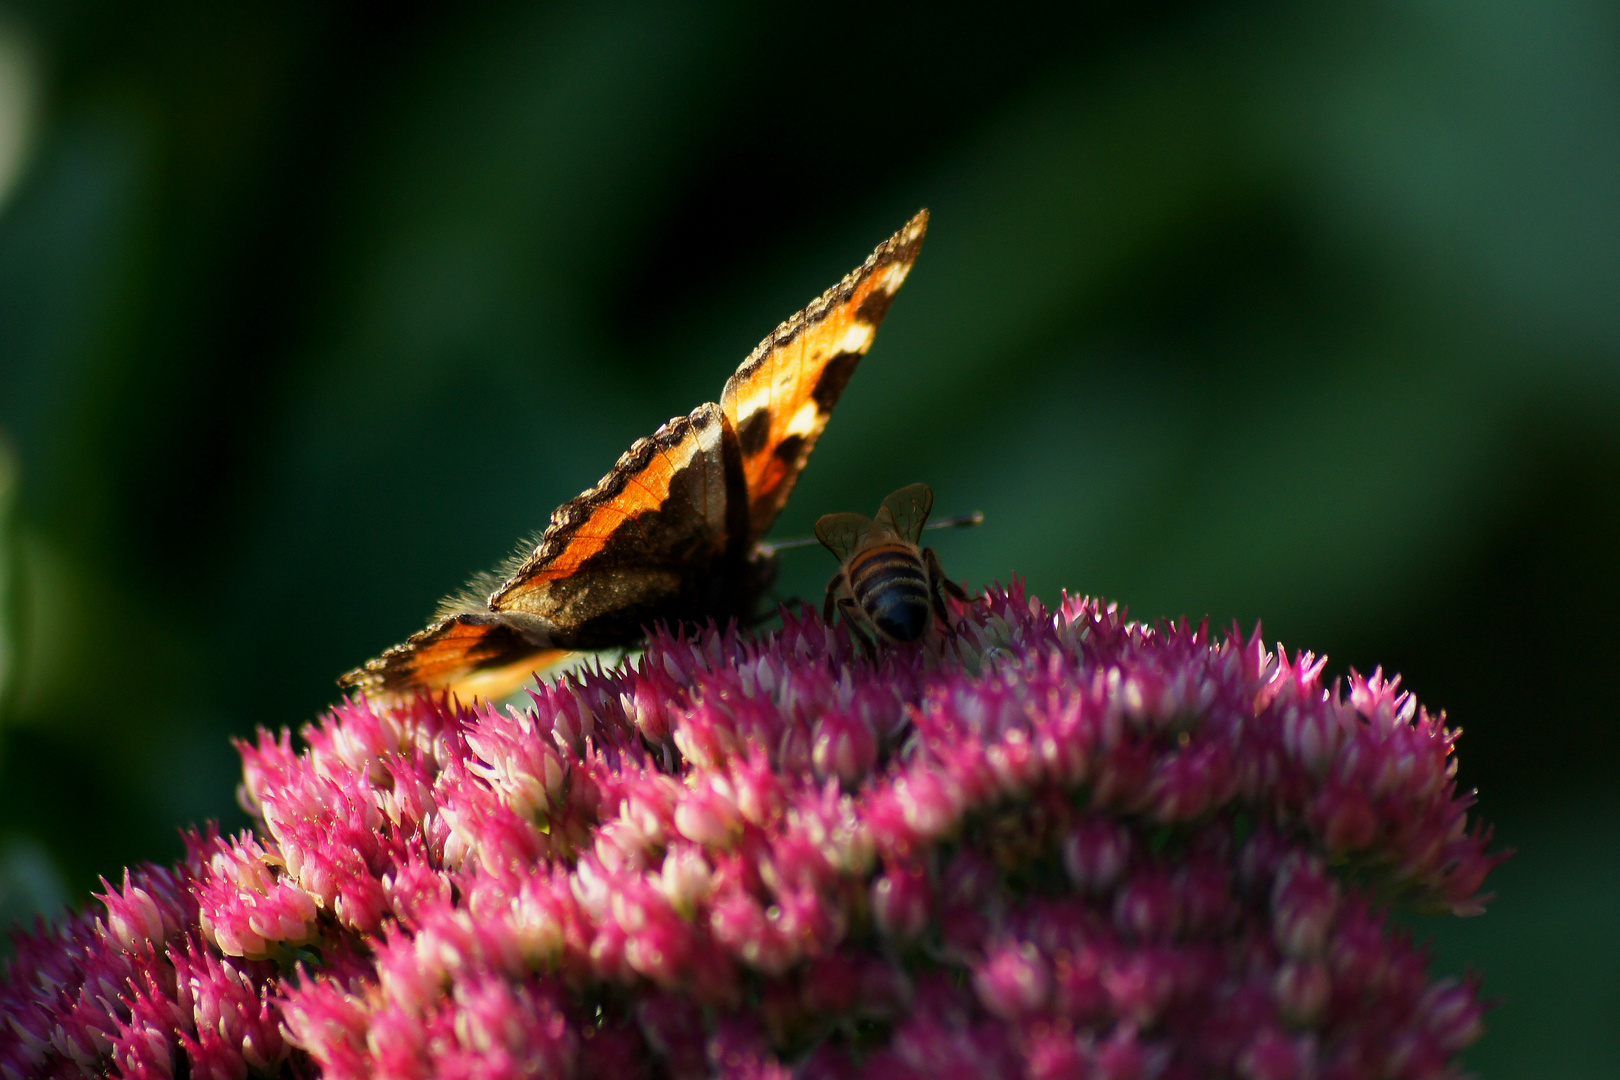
top-left (986, 728), bottom-right (1043, 795)
top-left (1313, 783), bottom-right (1379, 853)
top-left (812, 709), bottom-right (878, 786)
top-left (99, 875), bottom-right (172, 954)
top-left (443, 977), bottom-right (578, 1080)
top-left (871, 863), bottom-right (932, 941)
top-left (1051, 946), bottom-right (1107, 1021)
top-left (709, 888), bottom-right (792, 975)
top-left (1101, 952), bottom-right (1174, 1027)
top-left (656, 844), bottom-right (713, 918)
top-left (1273, 959), bottom-right (1331, 1026)
top-left (674, 781), bottom-right (743, 848)
top-left (972, 941), bottom-right (1050, 1018)
top-left (1024, 1029), bottom-right (1086, 1080)
top-left (384, 853), bottom-right (452, 928)
top-left (730, 755), bottom-right (785, 828)
top-left (1421, 976), bottom-right (1486, 1052)
top-left (894, 772), bottom-right (961, 841)
top-left (509, 873), bottom-right (586, 968)
top-left (1113, 868), bottom-right (1181, 941)
top-left (588, 918), bottom-right (634, 983)
top-left (1237, 1027), bottom-right (1314, 1080)
top-left (279, 974), bottom-right (369, 1077)
top-left (1092, 1024), bottom-right (1148, 1080)
top-left (625, 669), bottom-right (679, 742)
top-left (1062, 817), bottom-right (1133, 894)
top-left (1272, 858), bottom-right (1339, 959)
top-left (1280, 698), bottom-right (1345, 778)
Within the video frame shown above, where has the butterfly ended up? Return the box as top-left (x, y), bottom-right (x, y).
top-left (340, 210), bottom-right (929, 699)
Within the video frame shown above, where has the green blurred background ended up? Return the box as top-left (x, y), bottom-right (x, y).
top-left (0, 0), bottom-right (1616, 1073)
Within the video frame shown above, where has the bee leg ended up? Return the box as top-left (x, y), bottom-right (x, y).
top-left (923, 547), bottom-right (969, 629)
top-left (927, 558), bottom-right (950, 627)
top-left (823, 576), bottom-right (842, 624)
top-left (836, 596), bottom-right (878, 659)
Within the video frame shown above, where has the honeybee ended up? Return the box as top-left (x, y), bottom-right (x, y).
top-left (814, 483), bottom-right (976, 653)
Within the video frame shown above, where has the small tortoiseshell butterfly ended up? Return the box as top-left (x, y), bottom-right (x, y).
top-left (340, 210), bottom-right (929, 699)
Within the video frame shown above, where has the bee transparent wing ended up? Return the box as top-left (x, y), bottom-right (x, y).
top-left (815, 512), bottom-right (871, 562)
top-left (875, 483), bottom-right (934, 544)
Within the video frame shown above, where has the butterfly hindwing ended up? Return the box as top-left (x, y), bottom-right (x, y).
top-left (351, 614), bottom-right (572, 698)
top-left (720, 210), bottom-right (929, 540)
top-left (340, 404), bottom-right (745, 695)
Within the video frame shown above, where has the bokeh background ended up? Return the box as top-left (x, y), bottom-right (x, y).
top-left (1, 1), bottom-right (1617, 1074)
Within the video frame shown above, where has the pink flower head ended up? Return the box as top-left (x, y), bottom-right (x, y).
top-left (1, 584), bottom-right (1504, 1079)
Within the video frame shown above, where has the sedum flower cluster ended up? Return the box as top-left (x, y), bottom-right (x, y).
top-left (2, 585), bottom-right (1503, 1080)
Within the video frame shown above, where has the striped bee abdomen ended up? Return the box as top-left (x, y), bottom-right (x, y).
top-left (848, 543), bottom-right (932, 642)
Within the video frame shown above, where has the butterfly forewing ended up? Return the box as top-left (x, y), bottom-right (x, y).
top-left (720, 210), bottom-right (929, 540)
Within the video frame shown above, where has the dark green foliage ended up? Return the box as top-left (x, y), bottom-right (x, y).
top-left (0, 3), bottom-right (1616, 1074)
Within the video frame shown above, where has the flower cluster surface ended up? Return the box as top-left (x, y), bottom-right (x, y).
top-left (1, 585), bottom-right (1503, 1079)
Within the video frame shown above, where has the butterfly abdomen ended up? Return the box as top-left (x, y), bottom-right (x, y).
top-left (847, 542), bottom-right (932, 642)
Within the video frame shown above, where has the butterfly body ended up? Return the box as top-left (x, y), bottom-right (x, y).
top-left (342, 212), bottom-right (929, 698)
top-left (816, 483), bottom-right (969, 654)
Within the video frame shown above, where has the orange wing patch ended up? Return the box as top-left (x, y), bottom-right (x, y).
top-left (340, 212), bottom-right (929, 702)
top-left (494, 403), bottom-right (730, 600)
top-left (345, 614), bottom-right (571, 699)
top-left (720, 210), bottom-right (928, 540)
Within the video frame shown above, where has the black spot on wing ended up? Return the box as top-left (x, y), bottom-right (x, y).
top-left (772, 433), bottom-right (806, 464)
top-left (810, 351), bottom-right (862, 412)
top-left (855, 289), bottom-right (896, 327)
top-left (737, 407), bottom-right (771, 457)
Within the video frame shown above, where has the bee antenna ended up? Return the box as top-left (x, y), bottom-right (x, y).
top-left (764, 510), bottom-right (982, 555)
top-left (924, 511), bottom-right (985, 531)
top-left (759, 535), bottom-right (823, 554)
